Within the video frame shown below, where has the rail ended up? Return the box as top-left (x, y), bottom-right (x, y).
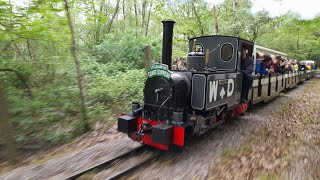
top-left (66, 146), bottom-right (161, 179)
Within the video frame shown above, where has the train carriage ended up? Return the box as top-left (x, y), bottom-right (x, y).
top-left (251, 46), bottom-right (287, 103)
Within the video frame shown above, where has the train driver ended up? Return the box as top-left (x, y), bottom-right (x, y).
top-left (241, 45), bottom-right (254, 103)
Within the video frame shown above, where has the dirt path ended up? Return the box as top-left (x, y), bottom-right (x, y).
top-left (131, 78), bottom-right (320, 180)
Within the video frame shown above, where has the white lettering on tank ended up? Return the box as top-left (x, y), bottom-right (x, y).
top-left (220, 87), bottom-right (225, 99)
top-left (227, 79), bottom-right (234, 97)
top-left (209, 80), bottom-right (218, 102)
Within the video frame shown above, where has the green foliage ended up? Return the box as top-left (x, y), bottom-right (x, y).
top-left (83, 55), bottom-right (146, 111)
top-left (93, 31), bottom-right (162, 68)
top-left (256, 16), bottom-right (320, 61)
top-left (4, 64), bottom-right (80, 146)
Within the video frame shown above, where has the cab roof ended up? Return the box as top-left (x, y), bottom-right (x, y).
top-left (189, 35), bottom-right (254, 45)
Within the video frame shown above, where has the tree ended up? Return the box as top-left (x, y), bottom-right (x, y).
top-left (141, 0), bottom-right (147, 28)
top-left (247, 11), bottom-right (271, 42)
top-left (106, 0), bottom-right (121, 33)
top-left (64, 0), bottom-right (90, 132)
top-left (192, 1), bottom-right (205, 35)
top-left (145, 1), bottom-right (153, 36)
top-left (232, 0), bottom-right (238, 36)
top-left (213, 5), bottom-right (219, 34)
top-left (0, 69), bottom-right (32, 98)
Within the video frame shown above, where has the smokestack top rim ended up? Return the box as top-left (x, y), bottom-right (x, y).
top-left (162, 20), bottom-right (176, 24)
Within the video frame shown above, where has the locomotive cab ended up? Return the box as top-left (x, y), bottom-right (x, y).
top-left (187, 36), bottom-right (254, 110)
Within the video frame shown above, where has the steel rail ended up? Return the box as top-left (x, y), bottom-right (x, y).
top-left (105, 151), bottom-right (161, 180)
top-left (66, 145), bottom-right (146, 180)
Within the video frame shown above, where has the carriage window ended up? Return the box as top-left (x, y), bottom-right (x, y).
top-left (221, 43), bottom-right (233, 61)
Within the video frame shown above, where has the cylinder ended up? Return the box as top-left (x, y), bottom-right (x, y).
top-left (162, 20), bottom-right (175, 70)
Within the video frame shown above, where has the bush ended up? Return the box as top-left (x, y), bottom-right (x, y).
top-left (93, 31), bottom-right (162, 68)
top-left (86, 67), bottom-right (146, 124)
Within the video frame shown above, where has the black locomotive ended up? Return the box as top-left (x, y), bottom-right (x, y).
top-left (118, 20), bottom-right (315, 151)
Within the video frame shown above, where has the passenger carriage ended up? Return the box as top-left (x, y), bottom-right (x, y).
top-left (249, 47), bottom-right (317, 105)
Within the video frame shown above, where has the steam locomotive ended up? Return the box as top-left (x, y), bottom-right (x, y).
top-left (117, 20), bottom-right (315, 151)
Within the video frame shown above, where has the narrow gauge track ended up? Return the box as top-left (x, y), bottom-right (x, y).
top-left (66, 146), bottom-right (162, 180)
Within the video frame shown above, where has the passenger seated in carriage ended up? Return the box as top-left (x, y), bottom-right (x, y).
top-left (256, 52), bottom-right (263, 62)
top-left (300, 62), bottom-right (307, 71)
top-left (275, 56), bottom-right (287, 73)
top-left (293, 60), bottom-right (299, 71)
top-left (267, 57), bottom-right (277, 72)
top-left (306, 63), bottom-right (312, 70)
top-left (311, 63), bottom-right (315, 70)
top-left (255, 54), bottom-right (272, 75)
top-left (286, 60), bottom-right (293, 72)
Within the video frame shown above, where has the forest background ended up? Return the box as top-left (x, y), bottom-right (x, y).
top-left (0, 0), bottom-right (320, 156)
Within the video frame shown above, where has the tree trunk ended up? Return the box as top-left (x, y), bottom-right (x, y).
top-left (145, 2), bottom-right (152, 36)
top-left (91, 0), bottom-right (96, 15)
top-left (13, 44), bottom-right (23, 59)
top-left (64, 0), bottom-right (89, 132)
top-left (0, 69), bottom-right (33, 98)
top-left (0, 82), bottom-right (17, 163)
top-left (252, 25), bottom-right (258, 42)
top-left (122, 0), bottom-right (126, 20)
top-left (186, 2), bottom-right (191, 17)
top-left (307, 49), bottom-right (312, 59)
top-left (134, 0), bottom-right (138, 36)
top-left (141, 0), bottom-right (147, 28)
top-left (106, 0), bottom-right (120, 34)
top-left (296, 29), bottom-right (300, 54)
top-left (26, 39), bottom-right (33, 60)
top-left (143, 45), bottom-right (152, 70)
top-left (99, 0), bottom-right (104, 12)
top-left (192, 3), bottom-right (204, 36)
top-left (93, 0), bottom-right (106, 45)
top-left (232, 0), bottom-right (238, 36)
top-left (91, 0), bottom-right (100, 44)
top-left (213, 5), bottom-right (218, 34)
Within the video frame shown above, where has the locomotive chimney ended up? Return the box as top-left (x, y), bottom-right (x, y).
top-left (161, 20), bottom-right (175, 70)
